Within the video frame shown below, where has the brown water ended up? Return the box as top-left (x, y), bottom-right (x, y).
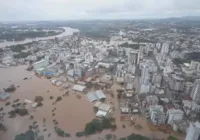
top-left (0, 66), bottom-right (184, 140)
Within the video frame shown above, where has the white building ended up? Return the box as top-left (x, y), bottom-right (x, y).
top-left (152, 73), bottom-right (162, 87)
top-left (146, 95), bottom-right (159, 106)
top-left (149, 105), bottom-right (166, 125)
top-left (140, 65), bottom-right (149, 85)
top-left (166, 108), bottom-right (184, 125)
top-left (161, 43), bottom-right (169, 54)
top-left (191, 79), bottom-right (200, 104)
top-left (85, 52), bottom-right (94, 64)
top-left (190, 61), bottom-right (200, 70)
top-left (115, 71), bottom-right (126, 83)
top-left (33, 59), bottom-right (49, 70)
top-left (140, 84), bottom-right (150, 94)
top-left (125, 74), bottom-right (135, 90)
top-left (128, 64), bottom-right (136, 74)
top-left (185, 122), bottom-right (200, 140)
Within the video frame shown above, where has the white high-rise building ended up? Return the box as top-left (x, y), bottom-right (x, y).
top-left (185, 122), bottom-right (200, 140)
top-left (191, 79), bottom-right (200, 104)
top-left (161, 43), bottom-right (169, 54)
top-left (128, 50), bottom-right (140, 65)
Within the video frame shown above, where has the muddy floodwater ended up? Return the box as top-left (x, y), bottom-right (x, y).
top-left (0, 66), bottom-right (184, 140)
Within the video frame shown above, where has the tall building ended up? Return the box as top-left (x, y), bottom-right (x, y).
top-left (169, 74), bottom-right (184, 92)
top-left (161, 43), bottom-right (169, 54)
top-left (185, 122), bottom-right (200, 140)
top-left (191, 79), bottom-right (200, 104)
top-left (166, 109), bottom-right (184, 125)
top-left (190, 61), bottom-right (199, 70)
top-left (149, 105), bottom-right (166, 125)
top-left (140, 65), bottom-right (149, 84)
top-left (128, 50), bottom-right (140, 65)
top-left (152, 73), bottom-right (162, 87)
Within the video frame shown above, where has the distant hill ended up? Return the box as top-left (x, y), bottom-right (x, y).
top-left (181, 16), bottom-right (200, 21)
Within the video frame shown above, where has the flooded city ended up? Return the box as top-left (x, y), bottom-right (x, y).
top-left (1, 17), bottom-right (198, 140)
top-left (0, 66), bottom-right (184, 140)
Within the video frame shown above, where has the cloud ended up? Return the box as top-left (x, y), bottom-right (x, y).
top-left (0, 0), bottom-right (200, 21)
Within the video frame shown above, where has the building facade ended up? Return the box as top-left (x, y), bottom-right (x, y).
top-left (185, 122), bottom-right (200, 140)
top-left (191, 79), bottom-right (200, 104)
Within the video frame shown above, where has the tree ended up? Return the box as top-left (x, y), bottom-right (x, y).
top-left (84, 119), bottom-right (102, 135)
top-left (56, 96), bottom-right (62, 102)
top-left (34, 96), bottom-right (44, 102)
top-left (55, 127), bottom-right (71, 137)
top-left (15, 108), bottom-right (28, 116)
top-left (15, 130), bottom-right (35, 140)
top-left (168, 135), bottom-right (178, 140)
top-left (0, 123), bottom-right (7, 132)
top-left (76, 131), bottom-right (85, 137)
top-left (127, 133), bottom-right (150, 140)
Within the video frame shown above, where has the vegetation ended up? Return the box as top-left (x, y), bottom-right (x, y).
top-left (14, 130), bottom-right (35, 140)
top-left (76, 131), bottom-right (85, 137)
top-left (10, 45), bottom-right (25, 52)
top-left (8, 110), bottom-right (16, 118)
top-left (84, 117), bottom-right (116, 135)
top-left (34, 96), bottom-right (44, 102)
top-left (186, 52), bottom-right (200, 62)
top-left (120, 42), bottom-right (139, 49)
top-left (127, 134), bottom-right (150, 140)
top-left (13, 99), bottom-right (20, 103)
top-left (15, 108), bottom-right (28, 116)
top-left (55, 127), bottom-right (71, 137)
top-left (119, 138), bottom-right (127, 140)
top-left (4, 85), bottom-right (16, 92)
top-left (0, 123), bottom-right (7, 132)
top-left (172, 58), bottom-right (189, 65)
top-left (49, 96), bottom-right (54, 100)
top-left (168, 135), bottom-right (178, 140)
top-left (14, 52), bottom-right (31, 58)
top-left (0, 107), bottom-right (3, 112)
top-left (105, 134), bottom-right (116, 140)
top-left (1, 28), bottom-right (62, 41)
top-left (5, 102), bottom-right (10, 106)
top-left (56, 96), bottom-right (62, 102)
top-left (37, 102), bottom-right (43, 107)
top-left (119, 133), bottom-right (150, 140)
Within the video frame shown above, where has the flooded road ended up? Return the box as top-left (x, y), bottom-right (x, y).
top-left (0, 27), bottom-right (79, 48)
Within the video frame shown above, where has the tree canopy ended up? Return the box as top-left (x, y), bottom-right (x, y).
top-left (15, 130), bottom-right (35, 140)
top-left (168, 135), bottom-right (178, 140)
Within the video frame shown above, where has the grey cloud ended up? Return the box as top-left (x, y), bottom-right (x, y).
top-left (0, 0), bottom-right (200, 21)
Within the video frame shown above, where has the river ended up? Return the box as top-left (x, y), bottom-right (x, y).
top-left (0, 27), bottom-right (79, 48)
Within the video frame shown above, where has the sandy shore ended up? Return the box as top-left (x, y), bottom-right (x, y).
top-left (0, 66), bottom-right (184, 140)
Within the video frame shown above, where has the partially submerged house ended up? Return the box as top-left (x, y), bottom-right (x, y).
top-left (94, 101), bottom-right (112, 118)
top-left (0, 91), bottom-right (10, 101)
top-left (72, 84), bottom-right (87, 93)
top-left (87, 90), bottom-right (106, 102)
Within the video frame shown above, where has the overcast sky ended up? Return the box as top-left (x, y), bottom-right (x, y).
top-left (0, 0), bottom-right (200, 21)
